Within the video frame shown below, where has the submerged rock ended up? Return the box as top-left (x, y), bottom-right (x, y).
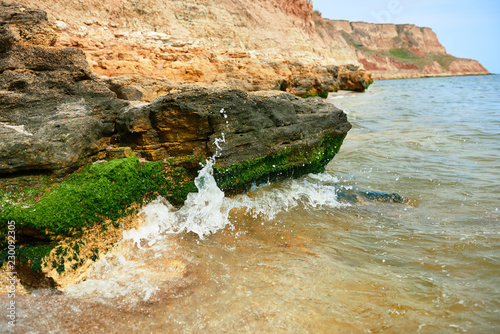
top-left (337, 188), bottom-right (413, 206)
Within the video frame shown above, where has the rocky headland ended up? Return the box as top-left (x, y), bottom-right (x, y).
top-left (318, 17), bottom-right (489, 79)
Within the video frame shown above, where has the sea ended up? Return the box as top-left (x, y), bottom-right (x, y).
top-left (2, 75), bottom-right (499, 333)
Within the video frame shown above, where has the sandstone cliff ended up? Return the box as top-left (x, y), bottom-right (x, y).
top-left (3, 0), bottom-right (368, 100)
top-left (12, 0), bottom-right (487, 86)
top-left (315, 16), bottom-right (489, 79)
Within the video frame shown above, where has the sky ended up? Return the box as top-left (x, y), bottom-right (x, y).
top-left (312, 0), bottom-right (500, 74)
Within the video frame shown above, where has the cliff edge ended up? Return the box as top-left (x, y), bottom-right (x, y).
top-left (315, 15), bottom-right (489, 79)
top-left (5, 0), bottom-right (370, 99)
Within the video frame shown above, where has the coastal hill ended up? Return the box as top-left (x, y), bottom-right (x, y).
top-left (317, 17), bottom-right (489, 79)
top-left (14, 0), bottom-right (488, 92)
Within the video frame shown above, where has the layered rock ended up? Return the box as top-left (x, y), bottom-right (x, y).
top-left (103, 62), bottom-right (372, 103)
top-left (12, 0), bottom-right (487, 83)
top-left (6, 0), bottom-right (371, 93)
top-left (116, 87), bottom-right (350, 194)
top-left (15, 0), bottom-right (355, 65)
top-left (317, 17), bottom-right (489, 79)
top-left (0, 5), bottom-right (126, 175)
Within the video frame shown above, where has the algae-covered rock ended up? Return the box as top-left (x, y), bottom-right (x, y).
top-left (0, 3), bottom-right (352, 291)
top-left (1, 157), bottom-right (200, 240)
top-left (1, 84), bottom-right (351, 288)
top-left (117, 87), bottom-right (351, 193)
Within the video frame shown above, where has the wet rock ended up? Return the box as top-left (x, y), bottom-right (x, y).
top-left (117, 87), bottom-right (351, 192)
top-left (337, 188), bottom-right (413, 206)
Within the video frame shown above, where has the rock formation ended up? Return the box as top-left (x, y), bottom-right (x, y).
top-left (0, 2), bottom-right (351, 289)
top-left (5, 0), bottom-right (374, 97)
top-left (315, 16), bottom-right (489, 79)
top-left (9, 0), bottom-right (488, 87)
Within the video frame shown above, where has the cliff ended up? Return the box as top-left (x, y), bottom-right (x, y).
top-left (315, 16), bottom-right (489, 79)
top-left (1, 0), bottom-right (369, 100)
top-left (10, 0), bottom-right (488, 85)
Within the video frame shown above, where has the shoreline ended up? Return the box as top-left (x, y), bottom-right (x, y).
top-left (372, 72), bottom-right (492, 81)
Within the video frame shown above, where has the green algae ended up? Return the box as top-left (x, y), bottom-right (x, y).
top-left (2, 136), bottom-right (343, 236)
top-left (0, 156), bottom-right (201, 275)
top-left (0, 135), bottom-right (346, 277)
top-left (0, 156), bottom-right (201, 240)
top-left (302, 91), bottom-right (329, 99)
top-left (214, 135), bottom-right (345, 194)
top-left (16, 244), bottom-right (57, 272)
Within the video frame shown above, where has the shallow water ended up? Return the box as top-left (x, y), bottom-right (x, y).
top-left (2, 75), bottom-right (500, 333)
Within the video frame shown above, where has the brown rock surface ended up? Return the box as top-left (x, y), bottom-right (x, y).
top-left (7, 0), bottom-right (371, 92)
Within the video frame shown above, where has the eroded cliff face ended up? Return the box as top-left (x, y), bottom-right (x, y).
top-left (2, 0), bottom-right (487, 89)
top-left (5, 0), bottom-right (368, 99)
top-left (316, 16), bottom-right (489, 79)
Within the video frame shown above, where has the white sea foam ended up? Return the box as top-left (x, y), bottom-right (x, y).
top-left (228, 172), bottom-right (346, 220)
top-left (122, 197), bottom-right (176, 248)
top-left (67, 108), bottom-right (346, 303)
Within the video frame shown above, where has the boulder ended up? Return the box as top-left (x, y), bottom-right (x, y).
top-left (0, 3), bottom-right (125, 175)
top-left (116, 87), bottom-right (351, 192)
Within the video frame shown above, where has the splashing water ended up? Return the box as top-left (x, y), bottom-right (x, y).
top-left (8, 77), bottom-right (500, 333)
top-left (123, 109), bottom-right (232, 243)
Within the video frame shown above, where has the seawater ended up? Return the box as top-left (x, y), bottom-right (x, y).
top-left (3, 75), bottom-right (500, 333)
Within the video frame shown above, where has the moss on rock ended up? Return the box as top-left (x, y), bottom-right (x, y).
top-left (0, 156), bottom-right (202, 240)
top-left (214, 135), bottom-right (346, 194)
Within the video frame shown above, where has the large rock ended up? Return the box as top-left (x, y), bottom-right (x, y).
top-left (1, 85), bottom-right (350, 278)
top-left (116, 87), bottom-right (351, 192)
top-left (0, 3), bottom-right (125, 175)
